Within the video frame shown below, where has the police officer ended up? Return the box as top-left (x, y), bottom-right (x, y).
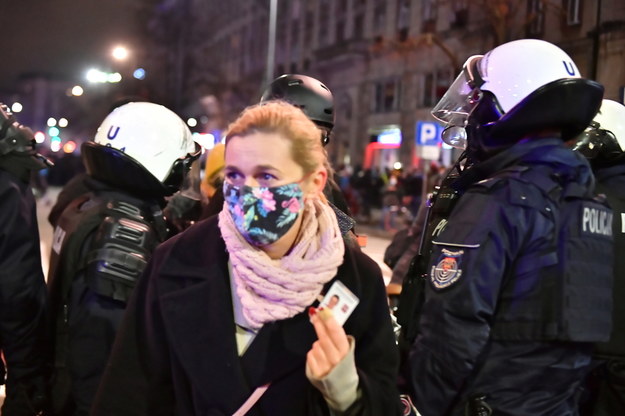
top-left (46, 102), bottom-right (199, 415)
top-left (260, 74), bottom-right (356, 238)
top-left (572, 99), bottom-right (625, 416)
top-left (407, 39), bottom-right (612, 415)
top-left (0, 104), bottom-right (49, 415)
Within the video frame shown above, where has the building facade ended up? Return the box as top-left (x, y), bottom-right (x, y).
top-left (151, 0), bottom-right (625, 170)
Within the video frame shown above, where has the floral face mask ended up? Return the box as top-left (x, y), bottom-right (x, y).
top-left (223, 181), bottom-right (305, 246)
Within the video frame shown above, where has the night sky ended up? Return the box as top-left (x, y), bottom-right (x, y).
top-left (0, 0), bottom-right (139, 91)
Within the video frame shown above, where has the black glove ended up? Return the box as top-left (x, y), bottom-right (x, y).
top-left (164, 192), bottom-right (203, 234)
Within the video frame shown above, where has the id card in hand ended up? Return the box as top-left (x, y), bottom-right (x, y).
top-left (319, 281), bottom-right (360, 326)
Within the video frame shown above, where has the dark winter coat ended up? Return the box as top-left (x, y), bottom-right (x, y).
top-left (0, 167), bottom-right (48, 414)
top-left (91, 216), bottom-right (401, 416)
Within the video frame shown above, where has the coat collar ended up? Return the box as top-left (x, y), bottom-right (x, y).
top-left (155, 217), bottom-right (325, 403)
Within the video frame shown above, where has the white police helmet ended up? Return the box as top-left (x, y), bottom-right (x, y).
top-left (593, 99), bottom-right (625, 151)
top-left (83, 102), bottom-right (200, 196)
top-left (478, 39), bottom-right (581, 113)
top-left (94, 102), bottom-right (195, 182)
top-left (571, 99), bottom-right (625, 164)
top-left (433, 39), bottom-right (602, 153)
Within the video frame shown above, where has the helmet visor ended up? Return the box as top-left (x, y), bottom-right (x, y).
top-left (431, 55), bottom-right (484, 125)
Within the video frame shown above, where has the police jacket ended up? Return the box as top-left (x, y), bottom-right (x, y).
top-left (0, 165), bottom-right (47, 402)
top-left (409, 139), bottom-right (613, 416)
top-left (593, 164), bottom-right (625, 359)
top-left (91, 216), bottom-right (401, 416)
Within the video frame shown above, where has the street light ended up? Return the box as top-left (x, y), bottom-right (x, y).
top-left (86, 68), bottom-right (122, 84)
top-left (112, 45), bottom-right (129, 61)
top-left (71, 86), bottom-right (84, 96)
top-left (34, 132), bottom-right (45, 144)
top-left (133, 68), bottom-right (146, 80)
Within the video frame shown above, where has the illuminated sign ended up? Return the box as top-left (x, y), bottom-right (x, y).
top-left (415, 121), bottom-right (443, 146)
top-left (377, 128), bottom-right (402, 145)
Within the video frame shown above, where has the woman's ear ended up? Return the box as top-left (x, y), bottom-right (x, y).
top-left (305, 168), bottom-right (327, 199)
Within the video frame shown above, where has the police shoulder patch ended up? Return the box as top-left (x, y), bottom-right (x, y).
top-left (430, 248), bottom-right (464, 289)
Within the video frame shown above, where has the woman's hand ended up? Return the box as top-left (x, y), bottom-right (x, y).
top-left (306, 307), bottom-right (350, 379)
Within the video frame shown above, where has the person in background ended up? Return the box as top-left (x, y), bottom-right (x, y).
top-left (46, 102), bottom-right (199, 415)
top-left (380, 173), bottom-right (402, 232)
top-left (408, 39), bottom-right (611, 415)
top-left (572, 99), bottom-right (625, 416)
top-left (199, 142), bottom-right (226, 219)
top-left (0, 103), bottom-right (49, 415)
top-left (91, 101), bottom-right (401, 415)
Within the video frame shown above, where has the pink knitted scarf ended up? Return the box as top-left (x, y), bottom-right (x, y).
top-left (218, 198), bottom-right (345, 329)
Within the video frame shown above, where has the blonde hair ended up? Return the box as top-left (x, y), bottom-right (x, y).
top-left (225, 101), bottom-right (333, 178)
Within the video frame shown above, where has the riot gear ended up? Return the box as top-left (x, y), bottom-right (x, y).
top-left (47, 102), bottom-right (193, 414)
top-left (573, 100), bottom-right (625, 415)
top-left (0, 104), bottom-right (41, 156)
top-left (408, 39), bottom-right (611, 416)
top-left (432, 39), bottom-right (603, 161)
top-left (0, 104), bottom-right (48, 415)
top-left (572, 99), bottom-right (625, 167)
top-left (83, 102), bottom-right (200, 196)
top-left (0, 103), bottom-right (51, 179)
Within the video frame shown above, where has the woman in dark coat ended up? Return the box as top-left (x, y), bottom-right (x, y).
top-left (92, 101), bottom-right (401, 416)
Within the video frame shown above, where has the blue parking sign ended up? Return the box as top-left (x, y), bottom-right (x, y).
top-left (416, 121), bottom-right (443, 146)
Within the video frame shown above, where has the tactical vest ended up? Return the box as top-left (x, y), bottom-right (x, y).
top-left (47, 191), bottom-right (167, 413)
top-left (396, 171), bottom-right (463, 349)
top-left (487, 166), bottom-right (613, 343)
top-left (593, 179), bottom-right (625, 357)
top-left (48, 191), bottom-right (167, 308)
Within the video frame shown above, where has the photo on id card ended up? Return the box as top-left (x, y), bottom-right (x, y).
top-left (320, 281), bottom-right (360, 326)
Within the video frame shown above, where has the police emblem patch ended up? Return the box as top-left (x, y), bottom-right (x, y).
top-left (431, 248), bottom-right (464, 289)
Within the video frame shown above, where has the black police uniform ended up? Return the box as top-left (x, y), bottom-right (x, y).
top-left (409, 139), bottom-right (613, 416)
top-left (0, 156), bottom-right (48, 415)
top-left (582, 164), bottom-right (625, 416)
top-left (47, 177), bottom-right (167, 415)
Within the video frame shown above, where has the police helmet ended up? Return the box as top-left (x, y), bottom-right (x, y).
top-left (0, 103), bottom-right (51, 170)
top-left (82, 102), bottom-right (200, 196)
top-left (572, 99), bottom-right (625, 166)
top-left (260, 74), bottom-right (335, 145)
top-left (0, 103), bottom-right (38, 155)
top-left (432, 39), bottom-right (603, 158)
